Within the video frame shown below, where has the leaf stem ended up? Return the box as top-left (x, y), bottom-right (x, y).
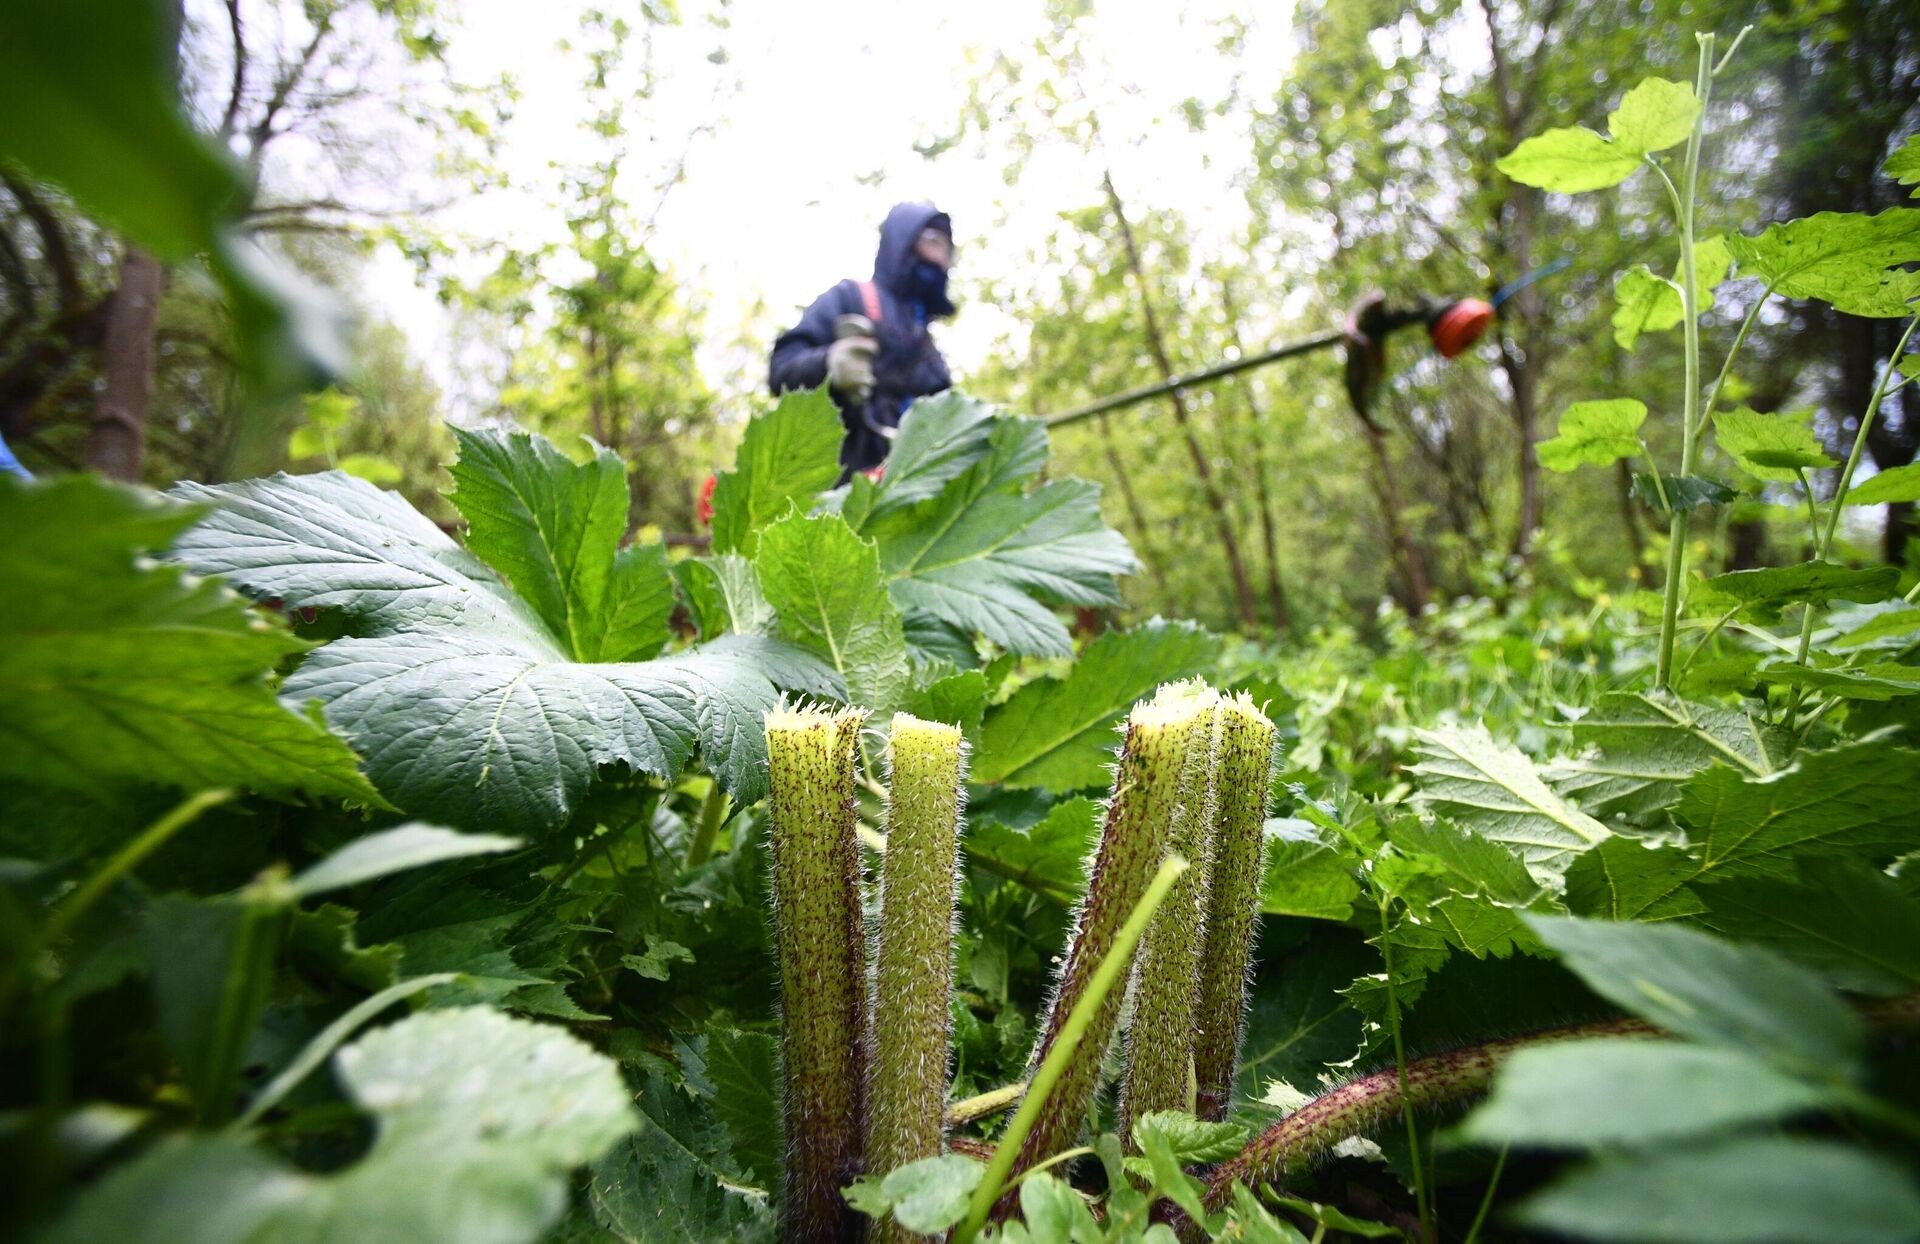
top-left (1655, 36), bottom-right (1717, 690)
top-left (232, 973), bottom-right (456, 1129)
top-left (1698, 287), bottom-right (1772, 439)
top-left (950, 855), bottom-right (1189, 1244)
top-left (42, 788), bottom-right (236, 950)
top-left (1462, 1145), bottom-right (1510, 1244)
top-left (682, 781), bottom-right (729, 870)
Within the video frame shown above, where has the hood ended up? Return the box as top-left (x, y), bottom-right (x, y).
top-left (873, 201), bottom-right (954, 317)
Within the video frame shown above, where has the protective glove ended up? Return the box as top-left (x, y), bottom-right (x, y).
top-left (826, 334), bottom-right (878, 402)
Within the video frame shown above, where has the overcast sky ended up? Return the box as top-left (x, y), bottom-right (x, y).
top-left (357, 0), bottom-right (1299, 406)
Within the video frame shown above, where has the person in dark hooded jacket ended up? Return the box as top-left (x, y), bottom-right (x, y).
top-left (768, 202), bottom-right (955, 474)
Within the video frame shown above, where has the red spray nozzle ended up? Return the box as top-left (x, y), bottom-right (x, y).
top-left (1429, 298), bottom-right (1495, 358)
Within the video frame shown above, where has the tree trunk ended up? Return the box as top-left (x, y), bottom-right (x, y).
top-left (1361, 422), bottom-right (1430, 613)
top-left (1100, 172), bottom-right (1259, 630)
top-left (87, 248), bottom-right (166, 482)
top-left (1219, 281), bottom-right (1294, 636)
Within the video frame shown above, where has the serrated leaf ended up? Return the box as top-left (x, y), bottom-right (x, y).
top-left (1340, 918), bottom-right (1451, 1024)
top-left (290, 824), bottom-right (521, 898)
top-left (1409, 725), bottom-right (1609, 877)
top-left (966, 795), bottom-right (1101, 902)
top-left (708, 388), bottom-right (845, 557)
top-left (447, 427), bottom-right (671, 663)
top-left (1713, 408), bottom-right (1835, 481)
top-left (754, 511), bottom-right (911, 715)
top-left (703, 1029), bottom-right (782, 1189)
top-left (1692, 561), bottom-right (1899, 621)
top-left (170, 471), bottom-right (839, 830)
top-left (1513, 1137), bottom-right (1920, 1244)
top-left (972, 620), bottom-right (1221, 789)
top-left (1497, 126), bottom-right (1645, 192)
top-left (1387, 818), bottom-right (1544, 906)
top-left (1612, 265), bottom-right (1686, 349)
top-left (1844, 461), bottom-right (1920, 505)
top-left (1834, 604), bottom-right (1920, 648)
top-left (1888, 133), bottom-right (1920, 198)
top-left (1548, 691), bottom-right (1791, 820)
top-left (1605, 77), bottom-right (1701, 155)
top-left (1755, 660), bottom-right (1920, 701)
top-left (908, 668), bottom-right (987, 740)
top-left (843, 391), bottom-right (1032, 524)
top-left (1131, 1112), bottom-right (1250, 1165)
top-left (1537, 399), bottom-right (1647, 471)
top-left (1236, 930), bottom-right (1374, 1104)
top-left (1676, 738), bottom-right (1920, 882)
top-left (46, 1009), bottom-right (639, 1244)
top-left (590, 1061), bottom-right (774, 1242)
top-left (1630, 472), bottom-right (1737, 513)
top-left (1528, 915), bottom-right (1863, 1078)
top-left (0, 476), bottom-right (384, 805)
top-left (1463, 1038), bottom-right (1836, 1148)
top-left (1696, 858), bottom-right (1920, 994)
top-left (1726, 208), bottom-right (1920, 317)
top-left (876, 472), bottom-right (1137, 658)
top-left (679, 552), bottom-right (776, 639)
top-left (843, 1153), bottom-right (982, 1235)
top-left (1261, 819), bottom-right (1363, 921)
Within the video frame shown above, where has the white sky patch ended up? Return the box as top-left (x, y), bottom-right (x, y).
top-left (358, 0), bottom-right (1300, 414)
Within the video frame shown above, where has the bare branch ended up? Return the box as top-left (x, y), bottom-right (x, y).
top-left (219, 0), bottom-right (247, 138)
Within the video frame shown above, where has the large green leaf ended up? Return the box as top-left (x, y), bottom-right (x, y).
top-left (289, 824), bottom-right (522, 899)
top-left (971, 620), bottom-right (1221, 789)
top-left (47, 1008), bottom-right (639, 1244)
top-left (1712, 408), bottom-right (1835, 482)
top-left (707, 388), bottom-right (846, 557)
top-left (1726, 208), bottom-right (1920, 317)
top-left (1536, 400), bottom-right (1648, 472)
top-left (1497, 78), bottom-right (1698, 193)
top-left (1408, 725), bottom-right (1610, 877)
top-left (841, 390), bottom-right (1027, 521)
top-left (590, 1063), bottom-right (774, 1242)
top-left (1462, 1038), bottom-right (1836, 1148)
top-left (1612, 237), bottom-right (1734, 350)
top-left (1845, 461), bottom-right (1920, 505)
top-left (1695, 858), bottom-right (1920, 995)
top-left (170, 467), bottom-right (839, 831)
top-left (1692, 561), bottom-right (1899, 621)
top-left (1261, 820), bottom-right (1364, 921)
top-left (1756, 659), bottom-right (1920, 701)
top-left (447, 428), bottom-right (672, 663)
top-left (1527, 916), bottom-right (1863, 1078)
top-left (0, 476), bottom-right (383, 805)
top-left (1674, 737), bottom-right (1920, 880)
top-left (965, 795), bottom-right (1102, 902)
top-left (840, 398), bottom-right (1134, 657)
top-left (1548, 691), bottom-right (1791, 820)
top-left (0, 0), bottom-right (235, 259)
top-left (753, 511), bottom-right (911, 715)
top-left (1513, 1137), bottom-right (1920, 1244)
top-left (1889, 134), bottom-right (1920, 198)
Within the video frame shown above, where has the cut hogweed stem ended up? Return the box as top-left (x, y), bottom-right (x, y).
top-left (1118, 682), bottom-right (1222, 1142)
top-left (1191, 693), bottom-right (1279, 1122)
top-left (866, 713), bottom-right (967, 1243)
top-left (999, 689), bottom-right (1214, 1207)
top-left (765, 704), bottom-right (870, 1244)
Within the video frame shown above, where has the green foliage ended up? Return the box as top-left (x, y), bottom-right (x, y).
top-left (1496, 77), bottom-right (1698, 192)
top-left (973, 621), bottom-right (1221, 789)
top-left (1725, 208), bottom-right (1920, 317)
top-left (46, 1008), bottom-right (637, 1244)
top-left (170, 460), bottom-right (839, 829)
top-left (1536, 400), bottom-right (1648, 472)
top-left (0, 476), bottom-right (382, 804)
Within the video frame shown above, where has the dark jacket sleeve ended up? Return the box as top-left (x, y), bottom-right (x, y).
top-left (769, 281), bottom-right (856, 394)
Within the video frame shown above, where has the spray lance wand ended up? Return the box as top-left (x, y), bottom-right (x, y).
top-left (1039, 259), bottom-right (1567, 429)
